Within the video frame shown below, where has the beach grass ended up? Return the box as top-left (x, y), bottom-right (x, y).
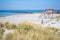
top-left (0, 21), bottom-right (60, 40)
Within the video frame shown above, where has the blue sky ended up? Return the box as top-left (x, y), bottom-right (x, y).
top-left (0, 0), bottom-right (60, 10)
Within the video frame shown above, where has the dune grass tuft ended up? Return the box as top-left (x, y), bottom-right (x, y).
top-left (0, 21), bottom-right (60, 40)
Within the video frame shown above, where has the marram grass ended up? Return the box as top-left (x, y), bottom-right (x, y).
top-left (0, 21), bottom-right (60, 40)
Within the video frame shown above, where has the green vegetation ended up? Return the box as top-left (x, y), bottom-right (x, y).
top-left (0, 21), bottom-right (60, 40)
top-left (0, 23), bottom-right (4, 40)
top-left (4, 22), bottom-right (17, 30)
top-left (51, 15), bottom-right (60, 21)
top-left (55, 16), bottom-right (60, 21)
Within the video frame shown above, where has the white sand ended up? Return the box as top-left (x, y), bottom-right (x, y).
top-left (0, 13), bottom-right (60, 29)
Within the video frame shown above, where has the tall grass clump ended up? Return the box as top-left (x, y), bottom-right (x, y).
top-left (0, 21), bottom-right (60, 40)
top-left (0, 23), bottom-right (4, 40)
top-left (5, 22), bottom-right (59, 40)
top-left (55, 16), bottom-right (60, 21)
top-left (4, 22), bottom-right (17, 30)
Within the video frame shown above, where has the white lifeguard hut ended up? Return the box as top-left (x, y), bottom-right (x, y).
top-left (40, 9), bottom-right (54, 24)
top-left (45, 9), bottom-right (54, 18)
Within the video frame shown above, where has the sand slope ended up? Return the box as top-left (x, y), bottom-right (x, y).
top-left (0, 13), bottom-right (60, 28)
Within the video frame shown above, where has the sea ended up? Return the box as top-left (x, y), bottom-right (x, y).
top-left (0, 10), bottom-right (60, 16)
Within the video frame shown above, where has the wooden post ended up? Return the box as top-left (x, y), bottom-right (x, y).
top-left (41, 20), bottom-right (43, 24)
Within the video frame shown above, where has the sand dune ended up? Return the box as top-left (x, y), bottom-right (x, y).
top-left (0, 13), bottom-right (60, 28)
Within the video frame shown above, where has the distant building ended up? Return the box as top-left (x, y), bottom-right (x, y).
top-left (46, 9), bottom-right (54, 14)
top-left (45, 9), bottom-right (54, 18)
top-left (46, 9), bottom-right (53, 11)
